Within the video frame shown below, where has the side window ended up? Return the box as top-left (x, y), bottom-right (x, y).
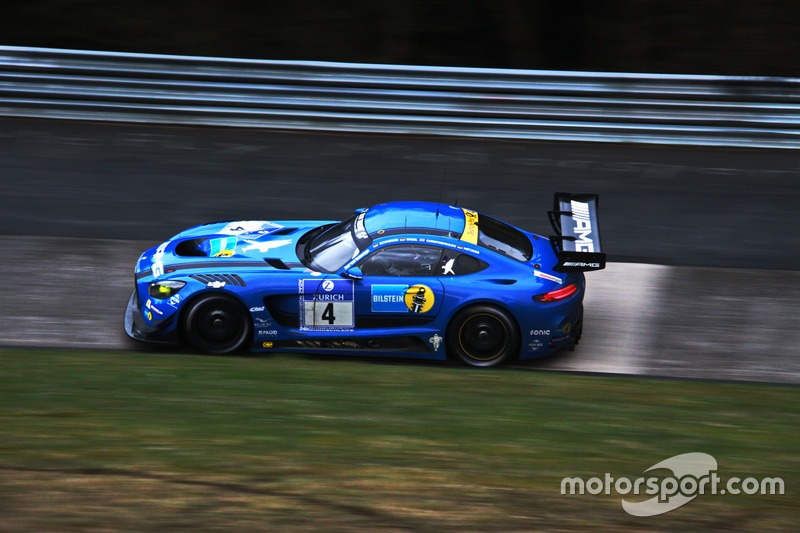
top-left (360, 245), bottom-right (442, 276)
top-left (439, 251), bottom-right (489, 276)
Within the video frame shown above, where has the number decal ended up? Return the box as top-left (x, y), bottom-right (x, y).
top-left (321, 303), bottom-right (336, 324)
top-left (299, 278), bottom-right (355, 330)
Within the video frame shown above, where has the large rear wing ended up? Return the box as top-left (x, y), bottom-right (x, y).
top-left (548, 192), bottom-right (606, 272)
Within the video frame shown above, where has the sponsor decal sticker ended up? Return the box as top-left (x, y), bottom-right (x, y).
top-left (429, 333), bottom-right (443, 352)
top-left (441, 257), bottom-right (455, 275)
top-left (151, 241), bottom-right (169, 278)
top-left (534, 270), bottom-right (563, 284)
top-left (354, 209), bottom-right (369, 240)
top-left (405, 284), bottom-right (434, 313)
top-left (220, 221), bottom-right (281, 235)
top-left (299, 278), bottom-right (355, 330)
top-left (570, 200), bottom-right (595, 252)
top-left (209, 236), bottom-right (238, 258)
top-left (563, 261), bottom-right (601, 268)
top-left (371, 284), bottom-right (436, 314)
top-left (371, 284), bottom-right (409, 313)
top-left (460, 208), bottom-right (479, 244)
top-left (145, 298), bottom-right (164, 317)
top-left (262, 341), bottom-right (274, 348)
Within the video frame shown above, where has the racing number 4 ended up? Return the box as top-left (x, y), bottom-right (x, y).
top-left (321, 303), bottom-right (336, 324)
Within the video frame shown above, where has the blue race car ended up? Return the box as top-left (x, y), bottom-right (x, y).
top-left (125, 193), bottom-right (605, 367)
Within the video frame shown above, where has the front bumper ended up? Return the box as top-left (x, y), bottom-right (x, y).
top-left (124, 289), bottom-right (178, 345)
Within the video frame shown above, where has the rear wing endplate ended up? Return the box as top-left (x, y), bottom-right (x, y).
top-left (548, 192), bottom-right (606, 272)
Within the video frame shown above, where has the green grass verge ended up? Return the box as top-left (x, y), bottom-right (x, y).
top-left (0, 348), bottom-right (797, 531)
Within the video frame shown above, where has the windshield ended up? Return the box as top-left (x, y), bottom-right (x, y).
top-left (306, 215), bottom-right (361, 272)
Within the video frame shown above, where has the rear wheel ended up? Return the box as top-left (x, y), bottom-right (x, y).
top-left (182, 294), bottom-right (252, 354)
top-left (447, 305), bottom-right (519, 367)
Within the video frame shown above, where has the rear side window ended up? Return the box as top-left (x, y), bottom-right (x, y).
top-left (477, 216), bottom-right (533, 262)
top-left (439, 251), bottom-right (489, 276)
top-left (360, 245), bottom-right (442, 276)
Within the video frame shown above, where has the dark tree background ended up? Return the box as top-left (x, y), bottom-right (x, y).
top-left (2, 0), bottom-right (800, 76)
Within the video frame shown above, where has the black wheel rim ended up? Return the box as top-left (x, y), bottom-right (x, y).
top-left (187, 297), bottom-right (248, 353)
top-left (458, 313), bottom-right (508, 362)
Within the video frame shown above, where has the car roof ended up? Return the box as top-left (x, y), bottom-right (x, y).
top-left (363, 201), bottom-right (466, 237)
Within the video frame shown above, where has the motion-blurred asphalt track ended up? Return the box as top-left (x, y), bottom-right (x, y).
top-left (1, 118), bottom-right (798, 382)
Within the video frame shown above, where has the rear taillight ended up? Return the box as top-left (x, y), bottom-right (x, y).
top-left (534, 283), bottom-right (578, 302)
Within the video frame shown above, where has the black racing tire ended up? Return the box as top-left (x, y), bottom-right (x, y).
top-left (182, 294), bottom-right (252, 354)
top-left (446, 305), bottom-right (520, 368)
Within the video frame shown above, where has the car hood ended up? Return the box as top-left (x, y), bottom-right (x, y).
top-left (137, 219), bottom-right (336, 276)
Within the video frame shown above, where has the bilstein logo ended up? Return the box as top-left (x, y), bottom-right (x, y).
top-left (570, 200), bottom-right (595, 252)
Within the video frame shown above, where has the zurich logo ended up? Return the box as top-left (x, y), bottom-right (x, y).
top-left (322, 280), bottom-right (335, 292)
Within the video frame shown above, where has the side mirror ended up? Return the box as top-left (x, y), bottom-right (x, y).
top-left (341, 266), bottom-right (363, 280)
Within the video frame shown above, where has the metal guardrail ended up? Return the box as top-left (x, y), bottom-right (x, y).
top-left (1, 45), bottom-right (799, 148)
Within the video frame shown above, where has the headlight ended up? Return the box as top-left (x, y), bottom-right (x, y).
top-left (148, 280), bottom-right (186, 299)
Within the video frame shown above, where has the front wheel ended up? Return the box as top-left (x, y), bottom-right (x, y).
top-left (446, 305), bottom-right (519, 367)
top-left (182, 294), bottom-right (252, 354)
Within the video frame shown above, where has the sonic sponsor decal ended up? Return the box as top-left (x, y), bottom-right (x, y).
top-left (371, 284), bottom-right (436, 313)
top-left (299, 278), bottom-right (355, 330)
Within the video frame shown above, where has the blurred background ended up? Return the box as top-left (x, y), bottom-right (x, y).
top-left (3, 0), bottom-right (800, 75)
